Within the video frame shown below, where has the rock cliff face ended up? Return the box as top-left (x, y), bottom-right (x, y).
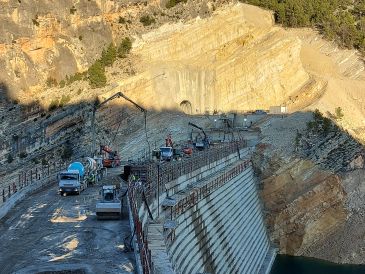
top-left (261, 159), bottom-right (347, 255)
top-left (255, 112), bottom-right (365, 263)
top-left (101, 4), bottom-right (310, 113)
top-left (0, 0), bottom-right (121, 96)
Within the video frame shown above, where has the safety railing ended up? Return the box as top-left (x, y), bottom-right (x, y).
top-left (128, 179), bottom-right (153, 274)
top-left (1, 161), bottom-right (67, 205)
top-left (131, 140), bottom-right (246, 202)
top-left (127, 141), bottom-right (248, 274)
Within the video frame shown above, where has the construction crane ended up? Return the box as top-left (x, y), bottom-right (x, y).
top-left (188, 122), bottom-right (210, 150)
top-left (91, 91), bottom-right (147, 156)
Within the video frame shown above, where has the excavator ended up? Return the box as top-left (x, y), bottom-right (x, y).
top-left (188, 122), bottom-right (210, 150)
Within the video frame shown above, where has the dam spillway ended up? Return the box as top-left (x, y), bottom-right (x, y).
top-left (127, 142), bottom-right (276, 274)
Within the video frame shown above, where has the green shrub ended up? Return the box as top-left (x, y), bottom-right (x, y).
top-left (41, 158), bottom-right (48, 166)
top-left (70, 5), bottom-right (77, 14)
top-left (66, 72), bottom-right (84, 85)
top-left (59, 95), bottom-right (71, 107)
top-left (88, 60), bottom-right (107, 88)
top-left (322, 117), bottom-right (332, 134)
top-left (166, 0), bottom-right (187, 9)
top-left (48, 99), bottom-right (59, 111)
top-left (32, 16), bottom-right (39, 26)
top-left (240, 0), bottom-right (365, 52)
top-left (100, 43), bottom-right (117, 67)
top-left (61, 143), bottom-right (73, 160)
top-left (140, 15), bottom-right (155, 26)
top-left (335, 107), bottom-right (344, 119)
top-left (19, 152), bottom-right (27, 159)
top-left (118, 37), bottom-right (132, 58)
top-left (59, 80), bottom-right (66, 88)
top-left (307, 109), bottom-right (333, 135)
top-left (119, 16), bottom-right (126, 24)
top-left (46, 77), bottom-right (58, 87)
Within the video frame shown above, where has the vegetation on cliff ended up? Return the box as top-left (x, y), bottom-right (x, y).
top-left (241, 0), bottom-right (365, 52)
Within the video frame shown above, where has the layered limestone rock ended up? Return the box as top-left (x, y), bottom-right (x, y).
top-left (100, 3), bottom-right (310, 113)
top-left (256, 112), bottom-right (365, 262)
top-left (261, 159), bottom-right (347, 255)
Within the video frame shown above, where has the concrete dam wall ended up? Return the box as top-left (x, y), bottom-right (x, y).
top-left (127, 142), bottom-right (276, 274)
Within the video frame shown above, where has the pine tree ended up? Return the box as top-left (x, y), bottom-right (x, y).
top-left (88, 60), bottom-right (107, 88)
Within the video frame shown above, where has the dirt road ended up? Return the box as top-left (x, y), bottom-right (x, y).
top-left (0, 169), bottom-right (135, 274)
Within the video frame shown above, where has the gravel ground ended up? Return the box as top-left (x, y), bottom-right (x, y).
top-left (259, 112), bottom-right (313, 157)
top-left (0, 169), bottom-right (135, 274)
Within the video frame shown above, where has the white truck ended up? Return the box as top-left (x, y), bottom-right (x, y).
top-left (58, 162), bottom-right (87, 196)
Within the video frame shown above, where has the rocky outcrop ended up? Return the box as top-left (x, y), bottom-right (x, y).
top-left (261, 159), bottom-right (347, 255)
top-left (256, 112), bottom-right (365, 261)
top-left (0, 0), bottom-right (118, 95)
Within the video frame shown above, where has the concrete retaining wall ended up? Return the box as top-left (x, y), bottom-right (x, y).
top-left (168, 166), bottom-right (273, 274)
top-left (0, 174), bottom-right (57, 220)
top-left (131, 147), bottom-right (275, 274)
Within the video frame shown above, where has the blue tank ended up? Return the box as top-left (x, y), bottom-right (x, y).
top-left (68, 162), bottom-right (85, 177)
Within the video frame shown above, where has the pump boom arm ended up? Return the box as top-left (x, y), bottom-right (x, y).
top-left (91, 91), bottom-right (146, 155)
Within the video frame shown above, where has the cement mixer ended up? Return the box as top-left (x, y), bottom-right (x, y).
top-left (58, 162), bottom-right (87, 196)
top-left (85, 157), bottom-right (98, 185)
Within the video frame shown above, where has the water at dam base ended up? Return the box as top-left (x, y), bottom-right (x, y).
top-left (271, 255), bottom-right (365, 274)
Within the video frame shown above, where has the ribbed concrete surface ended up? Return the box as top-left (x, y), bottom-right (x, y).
top-left (167, 165), bottom-right (273, 274)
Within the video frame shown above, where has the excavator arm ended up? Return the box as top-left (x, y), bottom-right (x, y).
top-left (188, 122), bottom-right (207, 140)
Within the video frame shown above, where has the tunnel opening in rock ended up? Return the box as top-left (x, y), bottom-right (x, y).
top-left (180, 100), bottom-right (192, 114)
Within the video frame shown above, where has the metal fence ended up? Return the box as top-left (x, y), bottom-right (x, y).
top-left (128, 179), bottom-right (153, 274)
top-left (131, 140), bottom-right (247, 203)
top-left (127, 141), bottom-right (247, 274)
top-left (1, 161), bottom-right (67, 205)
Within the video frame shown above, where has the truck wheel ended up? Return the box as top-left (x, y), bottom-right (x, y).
top-left (60, 192), bottom-right (63, 196)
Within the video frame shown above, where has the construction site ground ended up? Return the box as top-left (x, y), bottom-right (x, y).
top-left (0, 168), bottom-right (134, 274)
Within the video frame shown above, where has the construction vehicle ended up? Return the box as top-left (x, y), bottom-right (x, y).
top-left (85, 157), bottom-right (99, 185)
top-left (182, 146), bottom-right (193, 156)
top-left (188, 122), bottom-right (210, 150)
top-left (91, 91), bottom-right (147, 157)
top-left (160, 146), bottom-right (173, 161)
top-left (93, 156), bottom-right (107, 180)
top-left (96, 185), bottom-right (122, 219)
top-left (100, 145), bottom-right (121, 168)
top-left (153, 134), bottom-right (183, 161)
top-left (58, 162), bottom-right (87, 196)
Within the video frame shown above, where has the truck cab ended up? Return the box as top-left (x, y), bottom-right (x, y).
top-left (160, 146), bottom-right (173, 161)
top-left (58, 170), bottom-right (85, 195)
